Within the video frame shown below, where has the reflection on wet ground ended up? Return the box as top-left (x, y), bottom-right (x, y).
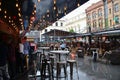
top-left (28, 56), bottom-right (120, 80)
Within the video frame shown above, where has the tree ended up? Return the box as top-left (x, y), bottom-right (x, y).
top-left (69, 28), bottom-right (74, 33)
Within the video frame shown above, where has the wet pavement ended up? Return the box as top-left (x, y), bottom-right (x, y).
top-left (28, 56), bottom-right (120, 80)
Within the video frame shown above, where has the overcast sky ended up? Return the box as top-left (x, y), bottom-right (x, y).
top-left (33, 0), bottom-right (91, 20)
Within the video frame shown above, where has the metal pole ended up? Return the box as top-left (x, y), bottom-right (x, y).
top-left (103, 0), bottom-right (108, 29)
top-left (111, 0), bottom-right (115, 28)
top-left (54, 29), bottom-right (55, 42)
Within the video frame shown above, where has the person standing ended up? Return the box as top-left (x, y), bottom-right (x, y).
top-left (23, 36), bottom-right (30, 70)
top-left (17, 38), bottom-right (24, 73)
top-left (92, 50), bottom-right (99, 62)
top-left (60, 42), bottom-right (66, 50)
top-left (0, 33), bottom-right (10, 80)
top-left (7, 37), bottom-right (16, 80)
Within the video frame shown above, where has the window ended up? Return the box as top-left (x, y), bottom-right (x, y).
top-left (114, 15), bottom-right (119, 24)
top-left (110, 19), bottom-right (112, 26)
top-left (56, 22), bottom-right (58, 26)
top-left (92, 11), bottom-right (96, 19)
top-left (109, 8), bottom-right (111, 14)
top-left (114, 3), bottom-right (119, 12)
top-left (93, 21), bottom-right (97, 27)
top-left (98, 19), bottom-right (102, 27)
top-left (87, 14), bottom-right (91, 20)
top-left (45, 29), bottom-right (47, 32)
top-left (61, 22), bottom-right (63, 26)
top-left (100, 19), bottom-right (103, 28)
top-left (98, 9), bottom-right (102, 17)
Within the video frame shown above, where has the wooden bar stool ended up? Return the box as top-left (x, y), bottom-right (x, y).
top-left (67, 53), bottom-right (79, 80)
top-left (41, 58), bottom-right (53, 80)
top-left (56, 54), bottom-right (67, 79)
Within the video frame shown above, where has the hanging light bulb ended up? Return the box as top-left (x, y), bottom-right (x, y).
top-left (56, 13), bottom-right (58, 17)
top-left (64, 12), bottom-right (66, 15)
top-left (18, 13), bottom-right (21, 17)
top-left (54, 6), bottom-right (56, 10)
top-left (77, 3), bottom-right (80, 7)
top-left (34, 10), bottom-right (36, 13)
top-left (9, 16), bottom-right (11, 19)
top-left (16, 3), bottom-right (18, 7)
top-left (0, 8), bottom-right (1, 12)
top-left (9, 20), bottom-right (11, 23)
top-left (18, 8), bottom-right (21, 11)
top-left (4, 15), bottom-right (7, 18)
top-left (54, 0), bottom-right (56, 4)
top-left (34, 4), bottom-right (36, 8)
top-left (38, 0), bottom-right (41, 2)
top-left (64, 6), bottom-right (67, 11)
top-left (4, 10), bottom-right (7, 14)
top-left (47, 14), bottom-right (49, 17)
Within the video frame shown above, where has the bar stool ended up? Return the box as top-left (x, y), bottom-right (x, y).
top-left (67, 52), bottom-right (79, 80)
top-left (48, 53), bottom-right (56, 78)
top-left (56, 54), bottom-right (67, 79)
top-left (41, 58), bottom-right (53, 80)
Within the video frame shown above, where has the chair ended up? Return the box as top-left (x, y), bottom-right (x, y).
top-left (66, 52), bottom-right (79, 80)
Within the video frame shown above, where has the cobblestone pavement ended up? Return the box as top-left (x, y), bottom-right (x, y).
top-left (28, 56), bottom-right (120, 80)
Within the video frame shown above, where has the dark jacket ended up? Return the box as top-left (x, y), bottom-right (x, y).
top-left (0, 42), bottom-right (8, 66)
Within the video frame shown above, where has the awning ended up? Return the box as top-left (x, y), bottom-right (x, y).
top-left (93, 29), bottom-right (120, 35)
top-left (42, 29), bottom-right (79, 37)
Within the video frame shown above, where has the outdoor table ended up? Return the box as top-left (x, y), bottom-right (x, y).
top-left (90, 48), bottom-right (99, 51)
top-left (77, 50), bottom-right (82, 52)
top-left (38, 47), bottom-right (50, 54)
top-left (50, 50), bottom-right (70, 61)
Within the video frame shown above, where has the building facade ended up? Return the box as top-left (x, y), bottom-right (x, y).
top-left (86, 0), bottom-right (120, 33)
